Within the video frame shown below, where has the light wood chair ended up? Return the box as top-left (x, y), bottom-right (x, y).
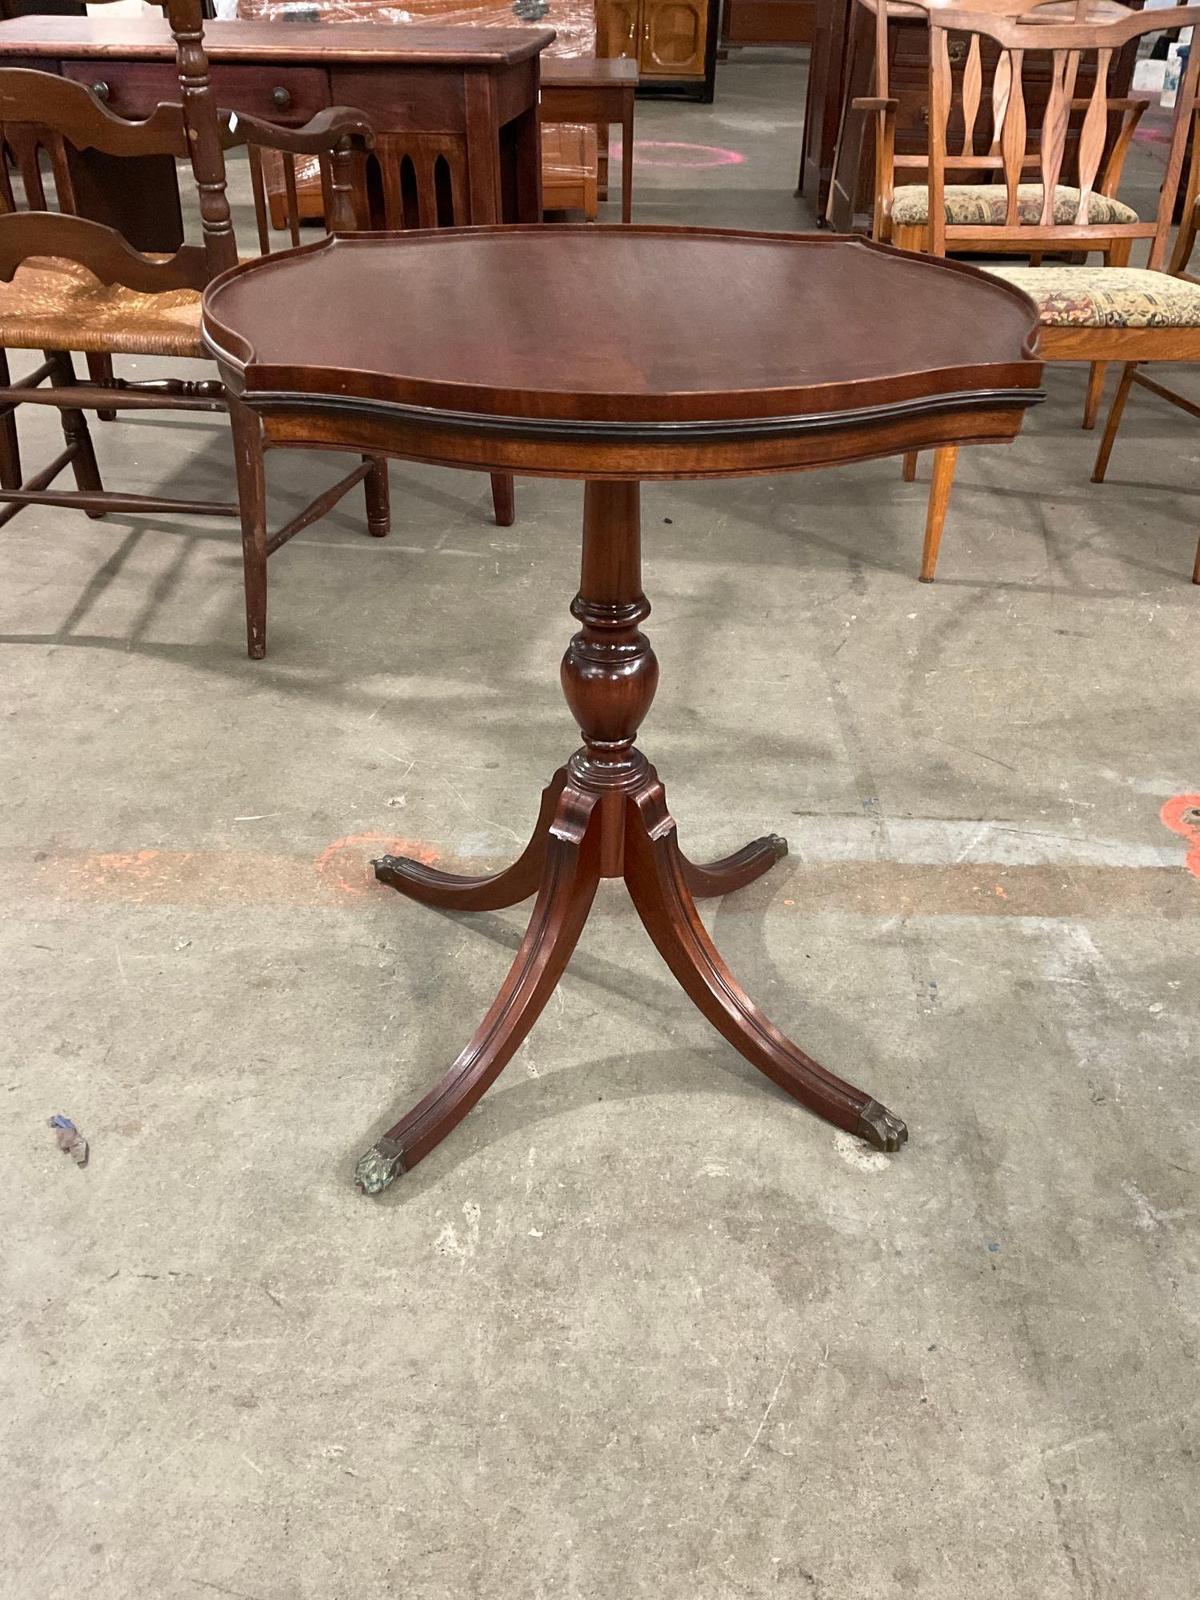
top-left (900, 1), bottom-right (1200, 581)
top-left (1091, 139), bottom-right (1200, 583)
top-left (857, 0), bottom-right (1146, 433)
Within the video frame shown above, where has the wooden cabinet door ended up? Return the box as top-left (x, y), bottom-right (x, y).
top-left (640, 0), bottom-right (707, 77)
top-left (596, 0), bottom-right (641, 60)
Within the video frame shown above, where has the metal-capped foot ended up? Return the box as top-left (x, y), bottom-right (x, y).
top-left (768, 833), bottom-right (788, 861)
top-left (857, 1100), bottom-right (908, 1153)
top-left (355, 1137), bottom-right (405, 1194)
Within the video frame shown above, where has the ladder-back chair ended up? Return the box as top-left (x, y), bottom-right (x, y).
top-left (0, 0), bottom-right (494, 657)
top-left (900, 1), bottom-right (1200, 581)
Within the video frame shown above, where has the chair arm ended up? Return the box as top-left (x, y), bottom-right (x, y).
top-left (850, 98), bottom-right (899, 238)
top-left (1172, 196), bottom-right (1200, 276)
top-left (1069, 95), bottom-right (1154, 113)
top-left (226, 106), bottom-right (375, 156)
top-left (1097, 97), bottom-right (1150, 197)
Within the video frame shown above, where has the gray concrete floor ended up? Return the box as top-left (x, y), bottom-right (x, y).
top-left (3, 53), bottom-right (1200, 1600)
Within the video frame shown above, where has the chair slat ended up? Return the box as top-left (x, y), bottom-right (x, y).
top-left (1000, 49), bottom-right (1026, 227)
top-left (988, 49), bottom-right (1013, 157)
top-left (1075, 46), bottom-right (1112, 223)
top-left (1038, 49), bottom-right (1073, 227)
top-left (960, 36), bottom-right (982, 158)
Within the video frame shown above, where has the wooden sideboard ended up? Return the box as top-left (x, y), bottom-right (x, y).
top-left (0, 16), bottom-right (551, 238)
top-left (596, 0), bottom-right (718, 100)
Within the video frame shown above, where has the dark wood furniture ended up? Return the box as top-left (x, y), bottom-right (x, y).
top-left (904, 2), bottom-right (1200, 583)
top-left (596, 0), bottom-right (718, 99)
top-left (0, 15), bottom-right (552, 231)
top-left (541, 55), bottom-right (638, 221)
top-left (721, 0), bottom-right (816, 52)
top-left (0, 0), bottom-right (403, 659)
top-left (798, 0), bottom-right (853, 216)
top-left (202, 224), bottom-right (1043, 1188)
top-left (0, 11), bottom-right (535, 536)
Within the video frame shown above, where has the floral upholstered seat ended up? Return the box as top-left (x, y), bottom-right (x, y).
top-left (890, 183), bottom-right (1139, 229)
top-left (985, 265), bottom-right (1200, 328)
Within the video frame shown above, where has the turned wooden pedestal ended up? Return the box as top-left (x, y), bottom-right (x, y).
top-left (359, 480), bottom-right (903, 1189)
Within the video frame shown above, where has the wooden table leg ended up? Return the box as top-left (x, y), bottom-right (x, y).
top-left (357, 478), bottom-right (906, 1192)
top-left (621, 94), bottom-right (634, 224)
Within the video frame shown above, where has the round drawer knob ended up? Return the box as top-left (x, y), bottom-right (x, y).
top-left (90, 80), bottom-right (111, 102)
top-left (271, 85), bottom-right (293, 110)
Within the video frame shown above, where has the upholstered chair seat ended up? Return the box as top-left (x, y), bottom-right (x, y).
top-left (891, 183), bottom-right (1140, 229)
top-left (986, 264), bottom-right (1200, 328)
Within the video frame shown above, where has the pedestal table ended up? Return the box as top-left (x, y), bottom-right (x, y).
top-left (201, 225), bottom-right (1043, 1191)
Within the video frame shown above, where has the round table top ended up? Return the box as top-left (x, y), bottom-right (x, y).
top-left (203, 226), bottom-right (1042, 477)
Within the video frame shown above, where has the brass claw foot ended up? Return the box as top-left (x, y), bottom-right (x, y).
top-left (857, 1100), bottom-right (908, 1153)
top-left (355, 1137), bottom-right (405, 1194)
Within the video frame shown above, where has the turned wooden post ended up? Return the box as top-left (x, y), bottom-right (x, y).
top-left (560, 481), bottom-right (658, 873)
top-left (162, 0), bottom-right (237, 275)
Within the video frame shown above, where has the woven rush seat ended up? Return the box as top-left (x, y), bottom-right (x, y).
top-left (891, 183), bottom-right (1139, 229)
top-left (986, 264), bottom-right (1200, 328)
top-left (0, 255), bottom-right (204, 357)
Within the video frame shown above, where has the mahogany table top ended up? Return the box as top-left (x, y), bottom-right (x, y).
top-left (204, 226), bottom-right (1041, 432)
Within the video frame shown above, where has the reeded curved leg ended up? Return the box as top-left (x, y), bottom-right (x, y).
top-left (680, 833), bottom-right (788, 899)
top-left (624, 775), bottom-right (906, 1152)
top-left (356, 786), bottom-right (602, 1191)
top-left (373, 768), bottom-right (569, 912)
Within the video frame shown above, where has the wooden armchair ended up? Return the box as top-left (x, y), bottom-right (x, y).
top-left (895, 2), bottom-right (1200, 582)
top-left (1091, 124), bottom-right (1200, 584)
top-left (856, 0), bottom-right (1144, 431)
top-left (859, 0), bottom-right (1145, 257)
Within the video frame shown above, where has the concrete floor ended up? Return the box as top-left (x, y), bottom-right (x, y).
top-left (3, 52), bottom-right (1200, 1600)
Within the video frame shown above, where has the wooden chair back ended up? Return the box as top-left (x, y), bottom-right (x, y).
top-left (0, 67), bottom-right (214, 292)
top-left (0, 0), bottom-right (372, 297)
top-left (923, 3), bottom-right (1200, 260)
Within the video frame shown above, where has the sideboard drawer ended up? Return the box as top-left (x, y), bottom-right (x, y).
top-left (62, 62), bottom-right (330, 126)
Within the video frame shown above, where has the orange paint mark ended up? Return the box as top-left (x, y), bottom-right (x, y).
top-left (1160, 794), bottom-right (1200, 882)
top-left (313, 831), bottom-right (440, 897)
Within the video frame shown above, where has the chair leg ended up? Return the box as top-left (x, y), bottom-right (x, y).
top-left (0, 350), bottom-right (21, 490)
top-left (86, 354), bottom-right (117, 421)
top-left (1083, 362), bottom-right (1108, 430)
top-left (902, 450), bottom-right (918, 482)
top-left (362, 454), bottom-right (390, 538)
top-left (919, 445), bottom-right (958, 583)
top-left (228, 396), bottom-right (269, 659)
top-left (1091, 363), bottom-right (1137, 484)
top-left (47, 351), bottom-right (104, 518)
top-left (490, 472), bottom-right (515, 527)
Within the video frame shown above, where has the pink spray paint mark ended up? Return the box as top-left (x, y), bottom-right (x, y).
top-left (622, 140), bottom-right (746, 170)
